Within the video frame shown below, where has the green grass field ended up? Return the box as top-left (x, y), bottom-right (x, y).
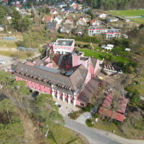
top-left (108, 9), bottom-right (144, 17)
top-left (131, 18), bottom-right (144, 24)
top-left (79, 49), bottom-right (130, 63)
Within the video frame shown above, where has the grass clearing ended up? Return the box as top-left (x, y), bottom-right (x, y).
top-left (47, 124), bottom-right (87, 144)
top-left (131, 18), bottom-right (144, 24)
top-left (126, 76), bottom-right (144, 95)
top-left (79, 48), bottom-right (130, 63)
top-left (0, 40), bottom-right (17, 48)
top-left (93, 118), bottom-right (144, 139)
top-left (0, 51), bottom-right (34, 59)
top-left (108, 9), bottom-right (144, 17)
top-left (93, 119), bottom-right (126, 137)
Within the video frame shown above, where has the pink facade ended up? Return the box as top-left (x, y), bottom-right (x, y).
top-left (14, 41), bottom-right (101, 107)
top-left (76, 99), bottom-right (87, 107)
top-left (15, 76), bottom-right (51, 94)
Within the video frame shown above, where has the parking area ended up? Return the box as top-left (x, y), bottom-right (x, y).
top-left (53, 98), bottom-right (80, 117)
top-left (0, 55), bottom-right (14, 70)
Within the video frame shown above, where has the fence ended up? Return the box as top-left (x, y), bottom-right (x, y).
top-left (18, 47), bottom-right (38, 52)
top-left (2, 37), bottom-right (17, 41)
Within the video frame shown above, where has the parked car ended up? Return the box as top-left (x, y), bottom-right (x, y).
top-left (32, 91), bottom-right (39, 98)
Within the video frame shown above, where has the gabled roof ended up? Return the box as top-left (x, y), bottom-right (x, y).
top-left (55, 15), bottom-right (62, 20)
top-left (14, 62), bottom-right (88, 92)
top-left (43, 15), bottom-right (54, 22)
top-left (46, 22), bottom-right (57, 30)
top-left (78, 18), bottom-right (87, 24)
top-left (67, 17), bottom-right (73, 22)
top-left (91, 58), bottom-right (97, 67)
top-left (77, 77), bottom-right (100, 103)
top-left (98, 107), bottom-right (125, 122)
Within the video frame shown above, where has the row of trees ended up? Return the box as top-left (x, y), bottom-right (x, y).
top-left (85, 0), bottom-right (144, 10)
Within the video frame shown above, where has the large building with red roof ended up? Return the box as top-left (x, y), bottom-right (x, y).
top-left (14, 39), bottom-right (102, 107)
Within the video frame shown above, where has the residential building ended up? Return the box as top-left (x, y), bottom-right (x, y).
top-left (52, 39), bottom-right (75, 54)
top-left (88, 26), bottom-right (107, 36)
top-left (90, 19), bottom-right (103, 26)
top-left (46, 22), bottom-right (58, 31)
top-left (76, 17), bottom-right (87, 26)
top-left (42, 15), bottom-right (54, 23)
top-left (96, 13), bottom-right (107, 18)
top-left (73, 26), bottom-right (85, 36)
top-left (64, 17), bottom-right (74, 25)
top-left (106, 29), bottom-right (121, 40)
top-left (54, 15), bottom-right (63, 25)
top-left (60, 24), bottom-right (73, 34)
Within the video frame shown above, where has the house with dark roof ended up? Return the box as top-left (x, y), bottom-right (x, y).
top-left (14, 39), bottom-right (101, 107)
top-left (46, 22), bottom-right (58, 31)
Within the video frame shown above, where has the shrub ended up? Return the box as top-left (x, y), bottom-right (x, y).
top-left (82, 103), bottom-right (94, 112)
top-left (68, 110), bottom-right (83, 120)
top-left (86, 119), bottom-right (94, 127)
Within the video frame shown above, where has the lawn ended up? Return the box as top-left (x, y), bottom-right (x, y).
top-left (93, 119), bottom-right (126, 138)
top-left (131, 18), bottom-right (144, 24)
top-left (126, 76), bottom-right (144, 95)
top-left (0, 51), bottom-right (34, 59)
top-left (47, 124), bottom-right (87, 144)
top-left (93, 118), bottom-right (144, 139)
top-left (79, 48), bottom-right (130, 63)
top-left (108, 9), bottom-right (144, 17)
top-left (0, 40), bottom-right (17, 48)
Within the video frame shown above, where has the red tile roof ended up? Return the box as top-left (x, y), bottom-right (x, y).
top-left (90, 19), bottom-right (96, 24)
top-left (43, 15), bottom-right (54, 22)
top-left (102, 93), bottom-right (113, 108)
top-left (67, 17), bottom-right (73, 22)
top-left (98, 107), bottom-right (125, 122)
top-left (117, 97), bottom-right (128, 114)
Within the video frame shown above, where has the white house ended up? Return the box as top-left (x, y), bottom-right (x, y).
top-left (88, 26), bottom-right (107, 36)
top-left (97, 13), bottom-right (107, 18)
top-left (54, 15), bottom-right (63, 25)
top-left (90, 20), bottom-right (102, 26)
top-left (76, 17), bottom-right (87, 26)
top-left (106, 29), bottom-right (121, 40)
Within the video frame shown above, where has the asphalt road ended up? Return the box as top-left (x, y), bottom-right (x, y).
top-left (64, 117), bottom-right (144, 144)
top-left (65, 117), bottom-right (122, 144)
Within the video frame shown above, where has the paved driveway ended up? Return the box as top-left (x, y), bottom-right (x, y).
top-left (64, 117), bottom-right (144, 144)
top-left (75, 112), bottom-right (92, 125)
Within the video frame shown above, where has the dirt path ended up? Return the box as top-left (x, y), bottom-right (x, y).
top-left (0, 47), bottom-right (18, 51)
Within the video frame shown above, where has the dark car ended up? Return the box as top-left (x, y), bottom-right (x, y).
top-left (32, 91), bottom-right (39, 98)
